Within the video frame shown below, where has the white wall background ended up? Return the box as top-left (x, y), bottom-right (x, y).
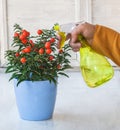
top-left (92, 0), bottom-right (120, 32)
top-left (7, 0), bottom-right (75, 39)
top-left (0, 0), bottom-right (120, 67)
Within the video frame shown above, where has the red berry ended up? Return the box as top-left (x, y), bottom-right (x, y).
top-left (19, 34), bottom-right (26, 41)
top-left (50, 38), bottom-right (55, 43)
top-left (49, 55), bottom-right (54, 61)
top-left (39, 48), bottom-right (44, 54)
top-left (37, 30), bottom-right (43, 35)
top-left (21, 49), bottom-right (25, 53)
top-left (29, 40), bottom-right (34, 47)
top-left (46, 49), bottom-right (52, 54)
top-left (14, 32), bottom-right (19, 37)
top-left (20, 57), bottom-right (26, 64)
top-left (21, 39), bottom-right (28, 44)
top-left (45, 42), bottom-right (51, 49)
top-left (24, 46), bottom-right (31, 53)
top-left (57, 64), bottom-right (61, 69)
top-left (22, 30), bottom-right (30, 37)
top-left (59, 49), bottom-right (63, 53)
top-left (15, 52), bottom-right (20, 57)
top-left (29, 40), bottom-right (33, 44)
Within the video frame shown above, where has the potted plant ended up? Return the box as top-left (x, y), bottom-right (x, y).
top-left (5, 24), bottom-right (71, 121)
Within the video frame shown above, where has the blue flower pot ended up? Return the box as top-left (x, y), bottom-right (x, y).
top-left (14, 79), bottom-right (57, 121)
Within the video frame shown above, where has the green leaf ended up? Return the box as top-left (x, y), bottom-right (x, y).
top-left (58, 72), bottom-right (69, 78)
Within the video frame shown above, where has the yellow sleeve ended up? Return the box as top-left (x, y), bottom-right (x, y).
top-left (91, 25), bottom-right (120, 66)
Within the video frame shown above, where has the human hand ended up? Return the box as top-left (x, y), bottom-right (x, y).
top-left (70, 22), bottom-right (96, 52)
top-left (57, 22), bottom-right (96, 52)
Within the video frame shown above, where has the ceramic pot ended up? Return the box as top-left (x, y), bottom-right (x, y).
top-left (14, 79), bottom-right (57, 121)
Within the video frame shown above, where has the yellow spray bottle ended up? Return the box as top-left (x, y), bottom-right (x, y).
top-left (78, 34), bottom-right (114, 87)
top-left (53, 24), bottom-right (66, 49)
top-left (54, 23), bottom-right (114, 87)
